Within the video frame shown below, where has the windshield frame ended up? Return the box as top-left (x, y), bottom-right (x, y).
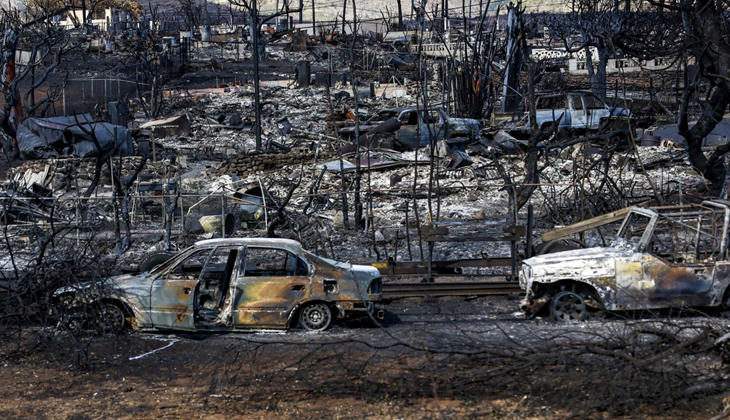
top-left (613, 208), bottom-right (659, 252)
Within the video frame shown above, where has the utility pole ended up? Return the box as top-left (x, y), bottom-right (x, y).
top-left (312, 0), bottom-right (316, 36)
top-left (342, 0), bottom-right (347, 34)
top-left (501, 3), bottom-right (521, 113)
top-left (285, 1), bottom-right (290, 29)
top-left (252, 0), bottom-right (262, 149)
top-left (438, 0), bottom-right (448, 33)
top-left (299, 0), bottom-right (303, 22)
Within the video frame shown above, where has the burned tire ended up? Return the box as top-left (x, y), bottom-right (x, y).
top-left (138, 251), bottom-right (175, 273)
top-left (298, 302), bottom-right (332, 332)
top-left (549, 291), bottom-right (588, 323)
top-left (96, 302), bottom-right (127, 333)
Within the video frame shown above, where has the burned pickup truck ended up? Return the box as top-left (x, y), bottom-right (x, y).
top-left (54, 238), bottom-right (383, 332)
top-left (338, 107), bottom-right (480, 150)
top-left (509, 91), bottom-right (630, 136)
top-left (520, 201), bottom-right (730, 322)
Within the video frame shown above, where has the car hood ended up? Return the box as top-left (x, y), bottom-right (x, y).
top-left (525, 247), bottom-right (624, 266)
top-left (54, 272), bottom-right (149, 297)
top-left (522, 247), bottom-right (630, 282)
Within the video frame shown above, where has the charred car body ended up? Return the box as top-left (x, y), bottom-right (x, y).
top-left (54, 238), bottom-right (383, 332)
top-left (520, 201), bottom-right (730, 322)
top-left (338, 107), bottom-right (480, 151)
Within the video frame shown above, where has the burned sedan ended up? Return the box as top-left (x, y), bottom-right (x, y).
top-left (54, 238), bottom-right (383, 332)
top-left (520, 200), bottom-right (730, 322)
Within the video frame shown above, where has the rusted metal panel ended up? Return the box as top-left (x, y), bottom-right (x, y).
top-left (425, 234), bottom-right (520, 242)
top-left (382, 282), bottom-right (522, 298)
top-left (373, 258), bottom-right (515, 277)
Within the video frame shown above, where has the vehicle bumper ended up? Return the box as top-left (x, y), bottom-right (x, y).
top-left (336, 301), bottom-right (385, 319)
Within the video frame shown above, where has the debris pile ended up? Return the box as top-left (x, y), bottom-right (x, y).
top-left (8, 157), bottom-right (178, 192)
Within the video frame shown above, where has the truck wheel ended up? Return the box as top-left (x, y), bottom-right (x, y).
top-left (549, 291), bottom-right (588, 323)
top-left (299, 302), bottom-right (331, 332)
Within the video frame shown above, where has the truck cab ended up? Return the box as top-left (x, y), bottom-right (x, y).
top-left (520, 201), bottom-right (730, 322)
top-left (511, 91), bottom-right (630, 136)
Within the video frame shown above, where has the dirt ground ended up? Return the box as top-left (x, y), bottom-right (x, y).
top-left (1, 295), bottom-right (728, 420)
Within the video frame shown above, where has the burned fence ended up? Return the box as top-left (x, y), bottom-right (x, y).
top-left (0, 192), bottom-right (253, 250)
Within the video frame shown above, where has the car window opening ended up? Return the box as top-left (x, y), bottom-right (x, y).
top-left (244, 247), bottom-right (309, 277)
top-left (196, 247), bottom-right (239, 324)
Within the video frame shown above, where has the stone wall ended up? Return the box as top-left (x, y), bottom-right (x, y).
top-left (212, 146), bottom-right (334, 177)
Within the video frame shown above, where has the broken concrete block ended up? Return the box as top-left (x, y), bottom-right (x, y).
top-left (390, 174), bottom-right (403, 187)
top-left (288, 169), bottom-right (301, 181)
top-left (448, 150), bottom-right (473, 169)
top-left (333, 211), bottom-right (347, 230)
top-left (229, 114), bottom-right (242, 126)
top-left (435, 140), bottom-right (450, 158)
top-left (374, 228), bottom-right (391, 242)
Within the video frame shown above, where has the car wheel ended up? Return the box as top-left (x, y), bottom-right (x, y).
top-left (96, 303), bottom-right (126, 333)
top-left (138, 251), bottom-right (175, 273)
top-left (549, 291), bottom-right (588, 323)
top-left (298, 302), bottom-right (332, 332)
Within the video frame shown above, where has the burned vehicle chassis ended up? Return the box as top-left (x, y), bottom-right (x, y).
top-left (520, 200), bottom-right (730, 322)
top-left (54, 238), bottom-right (384, 333)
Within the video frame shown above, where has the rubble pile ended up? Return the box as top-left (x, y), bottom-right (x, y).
top-left (8, 157), bottom-right (178, 191)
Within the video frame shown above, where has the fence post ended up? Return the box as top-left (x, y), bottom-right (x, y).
top-left (221, 195), bottom-right (225, 238)
top-left (526, 204), bottom-right (534, 259)
top-left (180, 194), bottom-right (186, 237)
top-left (75, 198), bottom-right (80, 248)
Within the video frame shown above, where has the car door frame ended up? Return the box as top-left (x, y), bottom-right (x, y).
top-left (148, 247), bottom-right (209, 331)
top-left (582, 93), bottom-right (612, 130)
top-left (569, 94), bottom-right (588, 130)
top-left (232, 246), bottom-right (314, 329)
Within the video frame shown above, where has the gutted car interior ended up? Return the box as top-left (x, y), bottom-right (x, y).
top-left (174, 246), bottom-right (239, 324)
top-left (243, 247), bottom-right (309, 277)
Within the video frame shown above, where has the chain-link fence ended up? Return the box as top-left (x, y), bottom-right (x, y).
top-left (0, 192), bottom-right (263, 240)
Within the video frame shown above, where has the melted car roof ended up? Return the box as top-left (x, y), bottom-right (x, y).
top-left (194, 238), bottom-right (302, 248)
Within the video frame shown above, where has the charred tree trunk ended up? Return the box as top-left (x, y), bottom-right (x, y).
top-left (593, 45), bottom-right (610, 101)
top-left (680, 84), bottom-right (730, 197)
top-left (675, 0), bottom-right (730, 197)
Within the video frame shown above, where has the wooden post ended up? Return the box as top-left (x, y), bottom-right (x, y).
top-left (220, 194), bottom-right (225, 238)
top-left (526, 204), bottom-right (534, 259)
